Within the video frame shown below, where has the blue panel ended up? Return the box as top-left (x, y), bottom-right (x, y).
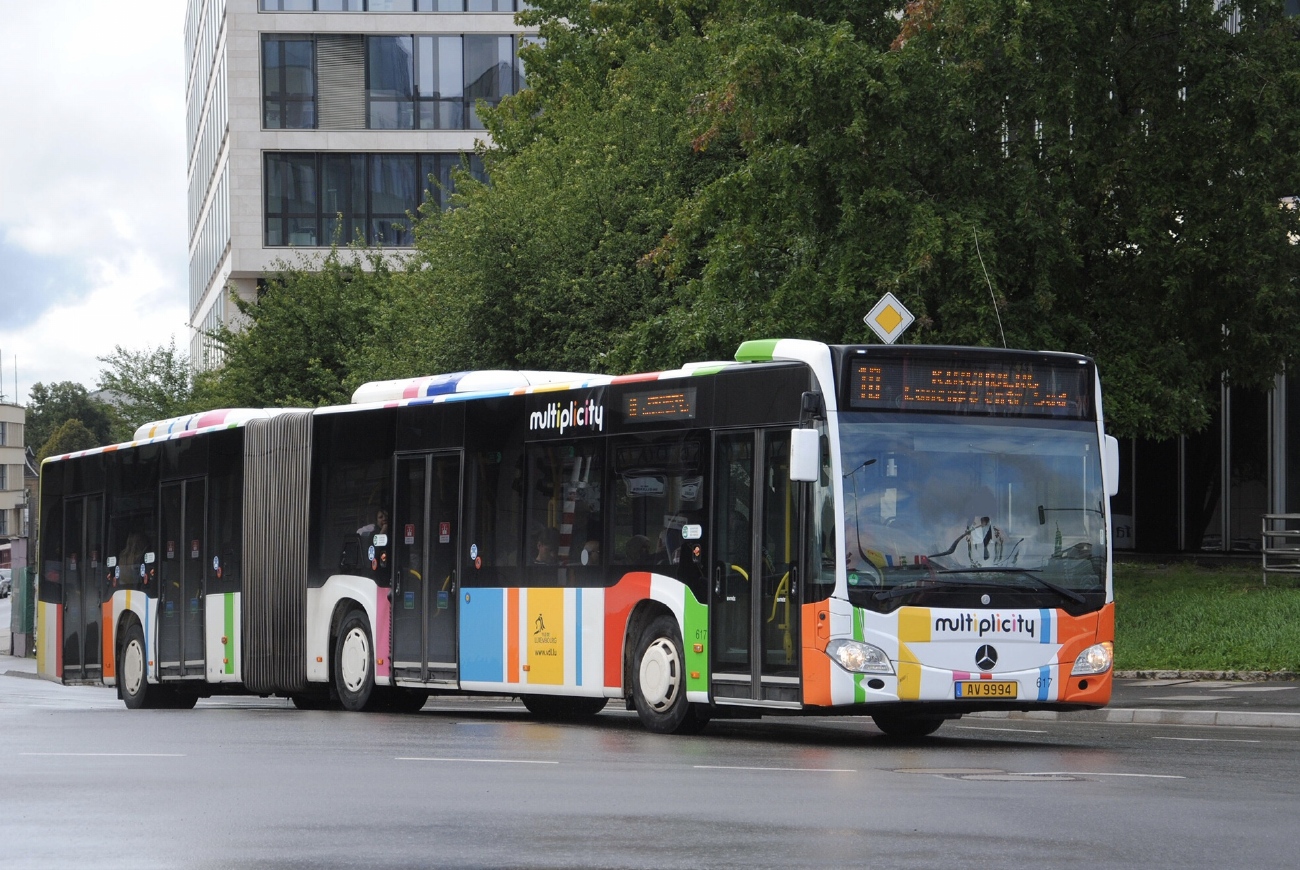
top-left (459, 588), bottom-right (504, 682)
top-left (1039, 609), bottom-right (1052, 643)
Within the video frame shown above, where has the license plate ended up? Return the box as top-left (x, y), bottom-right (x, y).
top-left (955, 680), bottom-right (1018, 699)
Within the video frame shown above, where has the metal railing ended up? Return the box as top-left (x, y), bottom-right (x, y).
top-left (1262, 514), bottom-right (1300, 586)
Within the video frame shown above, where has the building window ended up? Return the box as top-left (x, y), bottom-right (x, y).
top-left (0, 465), bottom-right (7, 490)
top-left (0, 422), bottom-right (6, 446)
top-left (264, 37), bottom-right (317, 129)
top-left (264, 35), bottom-right (522, 131)
top-left (264, 151), bottom-right (486, 247)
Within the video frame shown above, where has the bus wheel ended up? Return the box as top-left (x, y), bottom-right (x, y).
top-left (119, 623), bottom-right (153, 710)
top-left (871, 714), bottom-right (945, 739)
top-left (521, 695), bottom-right (608, 721)
top-left (334, 610), bottom-right (376, 712)
top-left (631, 615), bottom-right (709, 735)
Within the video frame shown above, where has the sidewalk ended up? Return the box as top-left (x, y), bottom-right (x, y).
top-left (973, 675), bottom-right (1300, 729)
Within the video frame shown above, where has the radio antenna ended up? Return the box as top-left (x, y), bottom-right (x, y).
top-left (972, 228), bottom-right (1007, 348)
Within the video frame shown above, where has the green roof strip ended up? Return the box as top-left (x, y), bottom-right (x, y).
top-left (689, 365), bottom-right (728, 377)
top-left (734, 339), bottom-right (779, 362)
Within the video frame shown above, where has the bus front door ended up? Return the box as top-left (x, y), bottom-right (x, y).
top-left (61, 494), bottom-right (104, 683)
top-left (392, 452), bottom-right (463, 686)
top-left (710, 430), bottom-right (801, 706)
top-left (158, 479), bottom-right (206, 679)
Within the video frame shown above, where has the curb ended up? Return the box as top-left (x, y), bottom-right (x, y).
top-left (968, 708), bottom-right (1300, 729)
top-left (1115, 670), bottom-right (1300, 681)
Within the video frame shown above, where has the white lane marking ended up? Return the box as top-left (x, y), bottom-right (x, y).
top-left (1152, 736), bottom-right (1261, 744)
top-left (954, 726), bottom-right (1048, 734)
top-left (21, 752), bottom-right (185, 757)
top-left (1023, 771), bottom-right (1185, 779)
top-left (397, 757), bottom-right (558, 764)
top-left (694, 765), bottom-right (856, 773)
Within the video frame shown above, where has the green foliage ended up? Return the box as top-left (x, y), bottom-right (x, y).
top-left (36, 418), bottom-right (101, 464)
top-left (1115, 562), bottom-right (1300, 671)
top-left (96, 339), bottom-right (196, 442)
top-left (202, 249), bottom-right (406, 407)
top-left (220, 1), bottom-right (1300, 443)
top-left (24, 381), bottom-right (114, 449)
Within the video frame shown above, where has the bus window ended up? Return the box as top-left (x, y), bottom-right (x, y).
top-left (311, 411), bottom-right (395, 584)
top-left (524, 440), bottom-right (603, 586)
top-left (612, 433), bottom-right (706, 583)
top-left (465, 445), bottom-right (524, 585)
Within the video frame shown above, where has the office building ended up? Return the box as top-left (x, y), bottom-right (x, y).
top-left (184, 0), bottom-right (527, 369)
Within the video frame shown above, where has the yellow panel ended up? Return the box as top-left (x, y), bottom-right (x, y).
top-left (897, 660), bottom-right (922, 700)
top-left (526, 588), bottom-right (565, 685)
top-left (898, 607), bottom-right (931, 644)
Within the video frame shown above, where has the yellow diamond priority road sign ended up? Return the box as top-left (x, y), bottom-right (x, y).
top-left (864, 292), bottom-right (914, 344)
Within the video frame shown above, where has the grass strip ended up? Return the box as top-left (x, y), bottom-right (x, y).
top-left (1115, 562), bottom-right (1300, 672)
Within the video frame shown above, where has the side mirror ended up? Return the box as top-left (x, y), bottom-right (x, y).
top-left (1103, 435), bottom-right (1120, 498)
top-left (790, 428), bottom-right (820, 482)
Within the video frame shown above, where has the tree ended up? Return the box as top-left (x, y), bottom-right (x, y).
top-left (36, 418), bottom-right (100, 463)
top-left (96, 339), bottom-right (196, 442)
top-left (357, 0), bottom-right (737, 378)
top-left (25, 381), bottom-right (114, 450)
top-left (200, 248), bottom-right (406, 408)
top-left (660, 0), bottom-right (1300, 439)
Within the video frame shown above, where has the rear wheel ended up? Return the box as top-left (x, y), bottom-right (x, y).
top-left (871, 714), bottom-right (945, 739)
top-left (333, 609), bottom-right (376, 712)
top-left (631, 615), bottom-right (709, 735)
top-left (521, 695), bottom-right (608, 721)
top-left (119, 623), bottom-right (155, 710)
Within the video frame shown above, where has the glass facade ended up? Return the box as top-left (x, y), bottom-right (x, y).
top-left (262, 34), bottom-right (525, 131)
top-left (1117, 375), bottom-right (1296, 554)
top-left (264, 151), bottom-right (487, 247)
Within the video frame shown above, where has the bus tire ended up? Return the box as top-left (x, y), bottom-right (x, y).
top-left (385, 688), bottom-right (430, 714)
top-left (521, 694), bottom-right (608, 721)
top-left (334, 609), bottom-right (376, 712)
top-left (871, 713), bottom-right (945, 739)
top-left (119, 622), bottom-right (156, 710)
top-left (631, 615), bottom-right (709, 735)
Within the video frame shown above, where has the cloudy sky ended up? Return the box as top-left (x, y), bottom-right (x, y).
top-left (0, 1), bottom-right (188, 405)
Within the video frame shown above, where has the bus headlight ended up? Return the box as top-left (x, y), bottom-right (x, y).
top-left (826, 639), bottom-right (894, 675)
top-left (1071, 642), bottom-right (1114, 676)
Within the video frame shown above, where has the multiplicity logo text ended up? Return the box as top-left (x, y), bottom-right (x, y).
top-left (933, 612), bottom-right (1037, 639)
top-left (529, 399), bottom-right (605, 435)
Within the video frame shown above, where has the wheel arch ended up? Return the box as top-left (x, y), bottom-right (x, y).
top-left (622, 599), bottom-right (677, 700)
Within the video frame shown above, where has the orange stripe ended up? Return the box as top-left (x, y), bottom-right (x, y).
top-left (801, 603), bottom-right (831, 706)
top-left (102, 602), bottom-right (115, 679)
top-left (506, 588), bottom-right (519, 683)
top-left (603, 572), bottom-right (652, 689)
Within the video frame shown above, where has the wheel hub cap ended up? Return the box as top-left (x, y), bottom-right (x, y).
top-left (341, 628), bottom-right (370, 693)
top-left (639, 638), bottom-right (680, 712)
top-left (124, 640), bottom-right (144, 696)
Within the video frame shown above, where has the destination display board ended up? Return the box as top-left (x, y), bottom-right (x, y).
top-left (623, 387), bottom-right (697, 422)
top-left (846, 355), bottom-right (1092, 419)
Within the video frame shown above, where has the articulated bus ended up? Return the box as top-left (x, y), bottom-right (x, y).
top-left (37, 339), bottom-right (1118, 737)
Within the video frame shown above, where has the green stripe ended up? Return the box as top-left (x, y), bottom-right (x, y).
top-left (852, 608), bottom-right (866, 702)
top-left (224, 593), bottom-right (235, 675)
top-left (683, 589), bottom-right (709, 694)
top-left (689, 365), bottom-right (728, 376)
top-left (734, 339), bottom-right (779, 362)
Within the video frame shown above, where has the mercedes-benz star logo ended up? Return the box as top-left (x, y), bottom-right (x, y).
top-left (975, 644), bottom-right (998, 671)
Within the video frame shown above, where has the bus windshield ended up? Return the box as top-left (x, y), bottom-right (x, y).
top-left (839, 414), bottom-right (1106, 610)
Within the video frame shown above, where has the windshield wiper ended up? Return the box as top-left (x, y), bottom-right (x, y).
top-left (931, 567), bottom-right (1087, 604)
top-left (872, 575), bottom-right (972, 601)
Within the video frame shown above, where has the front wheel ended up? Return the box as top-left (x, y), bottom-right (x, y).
top-left (631, 615), bottom-right (709, 735)
top-left (871, 714), bottom-right (946, 739)
top-left (334, 609), bottom-right (376, 711)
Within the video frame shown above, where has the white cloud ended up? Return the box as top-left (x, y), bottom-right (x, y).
top-left (0, 0), bottom-right (188, 402)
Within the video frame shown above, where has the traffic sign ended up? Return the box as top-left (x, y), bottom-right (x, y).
top-left (864, 292), bottom-right (914, 344)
